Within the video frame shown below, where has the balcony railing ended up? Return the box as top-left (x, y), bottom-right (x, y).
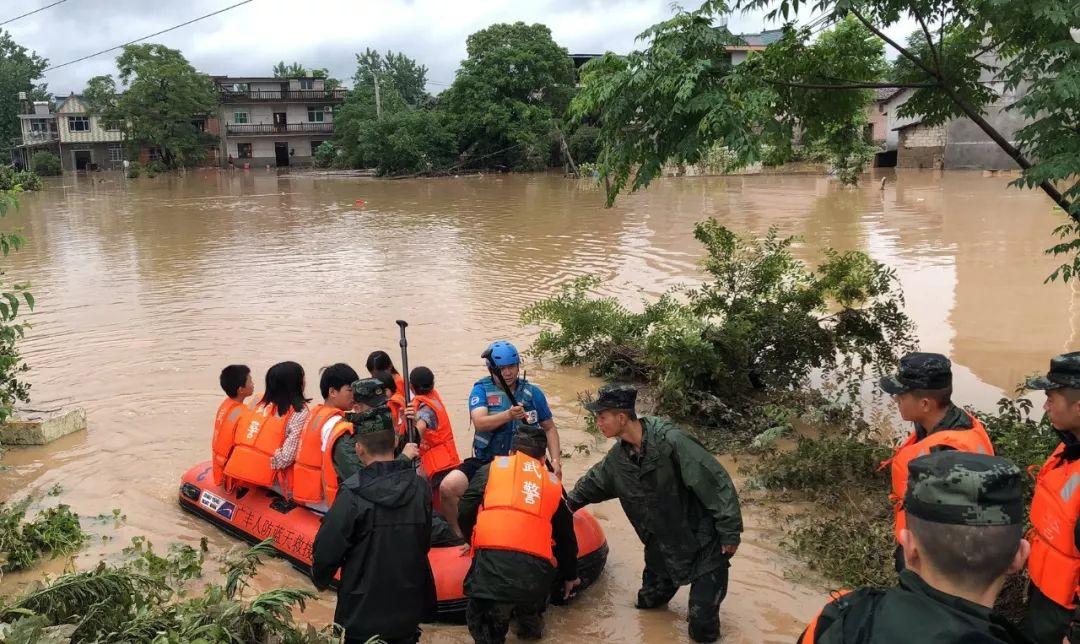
top-left (226, 122), bottom-right (334, 136)
top-left (220, 89), bottom-right (347, 103)
top-left (19, 131), bottom-right (59, 145)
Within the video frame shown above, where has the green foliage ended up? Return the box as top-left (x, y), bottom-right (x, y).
top-left (0, 31), bottom-right (49, 159)
top-left (272, 60), bottom-right (307, 78)
top-left (0, 539), bottom-right (340, 643)
top-left (84, 44), bottom-right (218, 170)
top-left (0, 190), bottom-right (33, 425)
top-left (749, 436), bottom-right (891, 490)
top-left (313, 141), bottom-right (337, 168)
top-left (355, 110), bottom-right (458, 176)
top-left (442, 22), bottom-right (575, 171)
top-left (0, 500), bottom-right (87, 572)
top-left (145, 159), bottom-right (167, 176)
top-left (0, 165), bottom-right (42, 192)
top-left (126, 160), bottom-right (142, 179)
top-left (29, 152), bottom-right (60, 177)
top-left (975, 396), bottom-right (1059, 503)
top-left (353, 48), bottom-right (430, 109)
top-left (786, 495), bottom-right (897, 587)
top-left (524, 222), bottom-right (915, 432)
top-left (565, 125), bottom-right (601, 165)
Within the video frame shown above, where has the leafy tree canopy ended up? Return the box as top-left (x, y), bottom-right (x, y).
top-left (0, 30), bottom-right (49, 157)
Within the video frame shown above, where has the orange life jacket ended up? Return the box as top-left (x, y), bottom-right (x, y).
top-left (223, 402), bottom-right (297, 488)
top-left (412, 389), bottom-right (462, 478)
top-left (393, 372), bottom-right (406, 400)
top-left (1028, 443), bottom-right (1080, 609)
top-left (290, 403), bottom-right (344, 504)
top-left (388, 392), bottom-right (407, 439)
top-left (472, 452), bottom-right (562, 562)
top-left (322, 420), bottom-right (355, 505)
top-left (211, 398), bottom-right (246, 488)
top-left (799, 590), bottom-right (853, 644)
top-left (883, 413), bottom-right (993, 541)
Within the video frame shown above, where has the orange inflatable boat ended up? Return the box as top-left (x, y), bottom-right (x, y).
top-left (178, 461), bottom-right (608, 621)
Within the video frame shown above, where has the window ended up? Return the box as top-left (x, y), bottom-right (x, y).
top-left (233, 110), bottom-right (248, 124)
top-left (68, 116), bottom-right (90, 132)
top-left (148, 147), bottom-right (162, 161)
top-left (299, 78), bottom-right (314, 90)
top-left (191, 118), bottom-right (207, 132)
top-left (307, 106), bottom-right (325, 122)
top-left (310, 140), bottom-right (324, 156)
top-left (237, 143), bottom-right (252, 159)
top-left (108, 145), bottom-right (124, 162)
top-left (29, 120), bottom-right (48, 132)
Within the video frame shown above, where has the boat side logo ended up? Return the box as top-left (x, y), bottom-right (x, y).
top-left (199, 490), bottom-right (236, 521)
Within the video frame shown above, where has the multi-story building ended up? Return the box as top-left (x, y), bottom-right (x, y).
top-left (12, 94), bottom-right (60, 169)
top-left (214, 76), bottom-right (346, 167)
top-left (55, 93), bottom-right (125, 171)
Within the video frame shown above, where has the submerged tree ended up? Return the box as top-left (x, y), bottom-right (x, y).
top-left (84, 44), bottom-right (218, 169)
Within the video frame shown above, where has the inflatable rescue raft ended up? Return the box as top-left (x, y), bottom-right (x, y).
top-left (178, 461), bottom-right (608, 621)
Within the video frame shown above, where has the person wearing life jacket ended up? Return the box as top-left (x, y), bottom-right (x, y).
top-left (799, 451), bottom-right (1031, 644)
top-left (290, 363), bottom-right (363, 512)
top-left (458, 425), bottom-right (579, 644)
top-left (366, 350), bottom-right (406, 406)
top-left (878, 352), bottom-right (994, 573)
top-left (373, 370), bottom-right (409, 448)
top-left (223, 361), bottom-right (310, 492)
top-left (211, 364), bottom-right (254, 489)
top-left (1021, 352), bottom-right (1080, 644)
top-left (440, 341), bottom-right (563, 538)
top-left (403, 366), bottom-right (463, 488)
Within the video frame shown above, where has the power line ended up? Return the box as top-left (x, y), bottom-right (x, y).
top-left (0, 0), bottom-right (67, 27)
top-left (43, 0), bottom-right (255, 72)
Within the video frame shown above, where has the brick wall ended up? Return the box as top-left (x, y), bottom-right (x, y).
top-left (897, 124), bottom-right (946, 169)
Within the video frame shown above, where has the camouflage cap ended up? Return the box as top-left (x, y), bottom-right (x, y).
top-left (879, 352), bottom-right (952, 395)
top-left (905, 451), bottom-right (1023, 527)
top-left (347, 406), bottom-right (393, 435)
top-left (1026, 352), bottom-right (1080, 391)
top-left (352, 378), bottom-right (388, 406)
top-left (583, 383), bottom-right (637, 414)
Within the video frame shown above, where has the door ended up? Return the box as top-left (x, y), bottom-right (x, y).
top-left (274, 142), bottom-right (290, 167)
top-left (273, 112), bottom-right (287, 133)
top-left (73, 150), bottom-right (92, 171)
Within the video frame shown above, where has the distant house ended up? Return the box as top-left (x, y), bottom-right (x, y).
top-left (213, 76), bottom-right (346, 168)
top-left (55, 93), bottom-right (125, 171)
top-left (725, 28), bottom-right (785, 65)
top-left (12, 95), bottom-right (60, 169)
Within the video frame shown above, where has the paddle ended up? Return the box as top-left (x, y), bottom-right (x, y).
top-left (396, 320), bottom-right (421, 446)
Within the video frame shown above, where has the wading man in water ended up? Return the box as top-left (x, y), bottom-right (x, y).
top-left (440, 341), bottom-right (562, 537)
top-left (567, 384), bottom-right (742, 643)
top-left (799, 451), bottom-right (1032, 644)
top-left (878, 352), bottom-right (994, 572)
top-left (1021, 352), bottom-right (1080, 644)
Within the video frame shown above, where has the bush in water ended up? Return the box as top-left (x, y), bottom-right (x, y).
top-left (29, 152), bottom-right (61, 177)
top-left (0, 192), bottom-right (33, 427)
top-left (0, 499), bottom-right (86, 572)
top-left (0, 539), bottom-right (344, 643)
top-left (313, 141), bottom-right (337, 168)
top-left (0, 165), bottom-right (42, 192)
top-left (521, 220), bottom-right (917, 438)
top-left (126, 161), bottom-right (142, 179)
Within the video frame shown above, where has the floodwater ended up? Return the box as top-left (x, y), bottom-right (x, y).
top-left (0, 168), bottom-right (1073, 642)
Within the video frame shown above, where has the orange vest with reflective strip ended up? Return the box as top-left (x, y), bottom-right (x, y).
top-left (883, 413), bottom-right (993, 541)
top-left (472, 452), bottom-right (562, 561)
top-left (799, 590), bottom-right (853, 644)
top-left (1028, 443), bottom-right (1080, 609)
top-left (211, 398), bottom-right (245, 488)
top-left (290, 403), bottom-right (345, 504)
top-left (412, 389), bottom-right (462, 477)
top-left (388, 393), bottom-right (407, 439)
top-left (223, 402), bottom-right (296, 488)
top-left (322, 420), bottom-right (355, 505)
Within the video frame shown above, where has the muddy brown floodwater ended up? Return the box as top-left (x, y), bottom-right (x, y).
top-left (0, 169), bottom-right (1074, 642)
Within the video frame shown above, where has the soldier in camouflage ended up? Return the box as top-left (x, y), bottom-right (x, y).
top-left (567, 384), bottom-right (743, 643)
top-left (799, 451), bottom-right (1033, 643)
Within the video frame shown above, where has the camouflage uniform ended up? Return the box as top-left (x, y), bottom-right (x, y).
top-left (1022, 352), bottom-right (1080, 644)
top-left (569, 384), bottom-right (742, 643)
top-left (799, 452), bottom-right (1033, 644)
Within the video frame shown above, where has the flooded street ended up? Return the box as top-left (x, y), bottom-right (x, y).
top-left (0, 169), bottom-right (1073, 642)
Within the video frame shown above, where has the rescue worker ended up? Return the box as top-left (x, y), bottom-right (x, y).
top-left (405, 366), bottom-right (463, 486)
top-left (290, 363), bottom-right (362, 511)
top-left (211, 364), bottom-right (254, 488)
top-left (458, 425), bottom-right (579, 644)
top-left (799, 451), bottom-right (1032, 643)
top-left (224, 361), bottom-right (310, 491)
top-left (1021, 352), bottom-right (1080, 644)
top-left (311, 406), bottom-right (436, 644)
top-left (353, 377), bottom-right (419, 463)
top-left (441, 341), bottom-right (562, 538)
top-left (878, 351), bottom-right (994, 572)
top-left (567, 384), bottom-right (742, 644)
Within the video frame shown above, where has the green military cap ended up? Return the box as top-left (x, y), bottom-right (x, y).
top-left (905, 451), bottom-right (1023, 527)
top-left (1026, 351), bottom-right (1080, 391)
top-left (583, 383), bottom-right (637, 413)
top-left (879, 352), bottom-right (952, 395)
top-left (347, 406), bottom-right (393, 435)
top-left (352, 378), bottom-right (388, 406)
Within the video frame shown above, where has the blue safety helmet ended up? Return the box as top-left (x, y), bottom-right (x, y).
top-left (486, 341), bottom-right (520, 368)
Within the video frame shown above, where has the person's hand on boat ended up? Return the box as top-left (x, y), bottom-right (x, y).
top-left (563, 578), bottom-right (581, 600)
top-left (402, 442), bottom-right (420, 460)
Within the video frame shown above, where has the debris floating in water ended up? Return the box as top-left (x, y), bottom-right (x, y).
top-left (355, 199), bottom-right (366, 207)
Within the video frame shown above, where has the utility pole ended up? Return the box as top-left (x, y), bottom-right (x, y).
top-left (373, 73), bottom-right (382, 120)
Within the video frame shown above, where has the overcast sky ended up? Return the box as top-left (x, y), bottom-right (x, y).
top-left (4, 0), bottom-right (916, 96)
